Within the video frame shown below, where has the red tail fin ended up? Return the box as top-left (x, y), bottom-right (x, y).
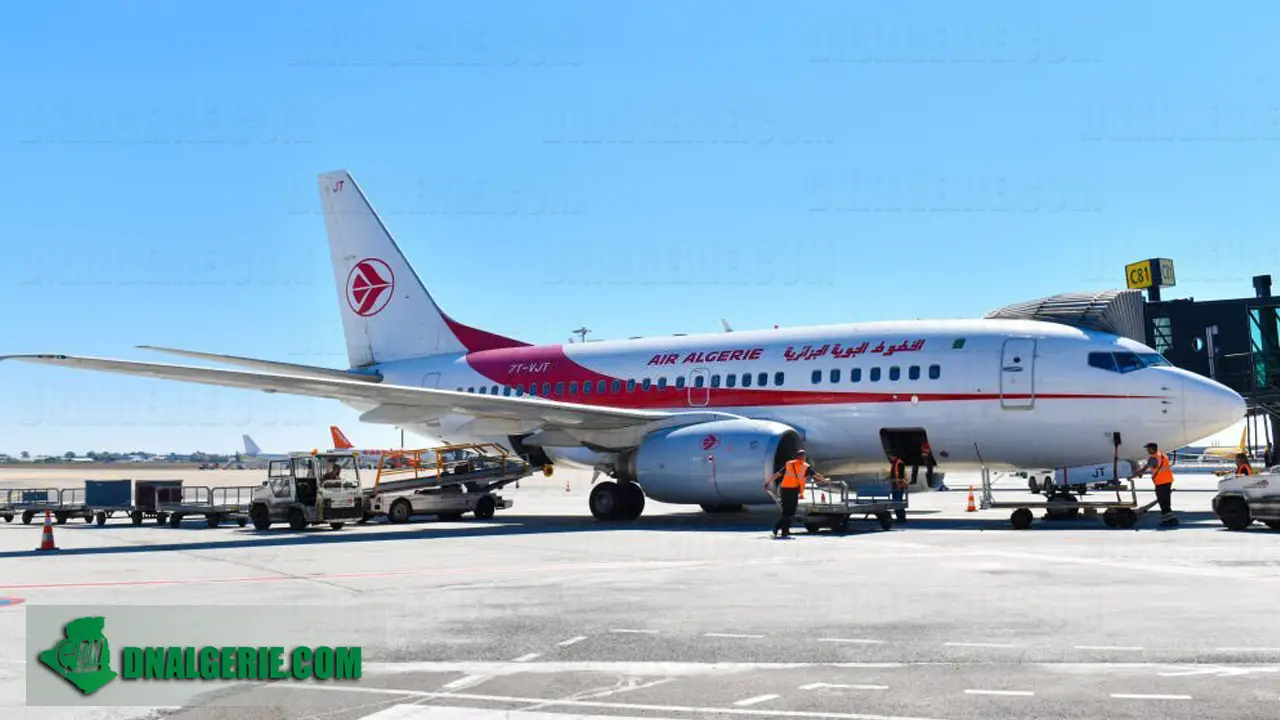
top-left (330, 425), bottom-right (353, 449)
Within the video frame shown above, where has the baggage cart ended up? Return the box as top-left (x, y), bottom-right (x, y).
top-left (158, 485), bottom-right (256, 528)
top-left (82, 479), bottom-right (137, 526)
top-left (0, 489), bottom-right (14, 522)
top-left (13, 488), bottom-right (61, 524)
top-left (51, 488), bottom-right (95, 524)
top-left (363, 444), bottom-right (528, 524)
top-left (127, 480), bottom-right (183, 526)
top-left (974, 443), bottom-right (1145, 530)
top-left (771, 478), bottom-right (905, 534)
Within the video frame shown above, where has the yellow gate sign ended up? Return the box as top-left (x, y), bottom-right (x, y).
top-left (1125, 258), bottom-right (1176, 290)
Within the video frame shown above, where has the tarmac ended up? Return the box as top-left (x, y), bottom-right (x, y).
top-left (2, 465), bottom-right (1278, 720)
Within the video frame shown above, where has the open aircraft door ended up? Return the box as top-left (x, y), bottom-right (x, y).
top-left (999, 338), bottom-right (1036, 409)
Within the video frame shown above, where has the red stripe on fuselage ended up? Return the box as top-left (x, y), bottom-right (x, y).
top-left (460, 345), bottom-right (1167, 409)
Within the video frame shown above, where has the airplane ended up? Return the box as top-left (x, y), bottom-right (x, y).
top-left (241, 434), bottom-right (291, 462)
top-left (329, 425), bottom-right (402, 456)
top-left (0, 169), bottom-right (1247, 522)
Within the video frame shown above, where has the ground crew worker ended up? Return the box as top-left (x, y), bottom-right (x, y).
top-left (911, 440), bottom-right (936, 489)
top-left (765, 448), bottom-right (824, 538)
top-left (1130, 442), bottom-right (1177, 526)
top-left (1235, 452), bottom-right (1254, 476)
top-left (888, 454), bottom-right (908, 522)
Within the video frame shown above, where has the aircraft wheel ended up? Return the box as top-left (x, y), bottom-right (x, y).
top-left (589, 481), bottom-right (622, 521)
top-left (250, 504), bottom-right (271, 530)
top-left (388, 499), bottom-right (412, 524)
top-left (287, 507), bottom-right (307, 531)
top-left (1010, 508), bottom-right (1034, 530)
top-left (1217, 497), bottom-right (1252, 531)
top-left (617, 483), bottom-right (645, 521)
top-left (474, 495), bottom-right (497, 520)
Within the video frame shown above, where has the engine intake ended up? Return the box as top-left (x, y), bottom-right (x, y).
top-left (616, 419), bottom-right (802, 504)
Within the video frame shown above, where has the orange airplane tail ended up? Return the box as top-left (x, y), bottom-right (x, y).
top-left (330, 425), bottom-right (354, 449)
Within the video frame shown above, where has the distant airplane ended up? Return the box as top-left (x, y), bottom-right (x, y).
top-left (241, 434), bottom-right (290, 462)
top-left (2, 169), bottom-right (1246, 522)
top-left (329, 425), bottom-right (402, 456)
top-left (1174, 426), bottom-right (1263, 465)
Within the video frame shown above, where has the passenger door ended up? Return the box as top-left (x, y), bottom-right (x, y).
top-left (687, 368), bottom-right (710, 407)
top-left (999, 338), bottom-right (1037, 409)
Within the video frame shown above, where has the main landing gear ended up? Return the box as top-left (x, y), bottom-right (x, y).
top-left (589, 480), bottom-right (645, 521)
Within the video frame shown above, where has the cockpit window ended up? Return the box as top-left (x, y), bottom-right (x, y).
top-left (1088, 351), bottom-right (1172, 374)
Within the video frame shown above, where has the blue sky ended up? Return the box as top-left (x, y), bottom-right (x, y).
top-left (1, 1), bottom-right (1277, 455)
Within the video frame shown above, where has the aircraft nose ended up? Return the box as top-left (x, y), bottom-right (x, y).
top-left (1182, 375), bottom-right (1247, 441)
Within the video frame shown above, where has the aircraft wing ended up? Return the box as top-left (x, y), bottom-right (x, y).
top-left (0, 354), bottom-right (680, 431)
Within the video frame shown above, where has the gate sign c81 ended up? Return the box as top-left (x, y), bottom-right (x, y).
top-left (1125, 258), bottom-right (1176, 290)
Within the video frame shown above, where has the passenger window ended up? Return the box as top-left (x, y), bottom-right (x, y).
top-left (555, 382), bottom-right (564, 395)
top-left (642, 378), bottom-right (652, 391)
top-left (516, 386), bottom-right (524, 396)
top-left (456, 387), bottom-right (463, 392)
top-left (929, 364), bottom-right (940, 379)
top-left (812, 369), bottom-right (822, 384)
top-left (711, 374), bottom-right (721, 388)
top-left (758, 372), bottom-right (768, 386)
top-left (504, 386), bottom-right (512, 396)
top-left (694, 375), bottom-right (705, 388)
top-left (774, 372), bottom-right (784, 386)
top-left (870, 367), bottom-right (881, 382)
top-left (851, 368), bottom-right (861, 382)
top-left (726, 374), bottom-right (737, 388)
top-left (569, 381), bottom-right (578, 395)
top-left (889, 367), bottom-right (900, 381)
top-left (908, 366), bottom-right (920, 380)
top-left (479, 387), bottom-right (487, 395)
top-left (1088, 352), bottom-right (1118, 372)
top-left (582, 381), bottom-right (592, 394)
top-left (542, 382), bottom-right (551, 395)
top-left (468, 387), bottom-right (475, 393)
top-left (676, 376), bottom-right (686, 389)
top-left (598, 380), bottom-right (607, 394)
top-left (658, 377), bottom-right (668, 390)
top-left (627, 379), bottom-right (636, 392)
top-left (830, 369), bottom-right (841, 383)
top-left (612, 380), bottom-right (621, 393)
top-left (742, 373), bottom-right (752, 388)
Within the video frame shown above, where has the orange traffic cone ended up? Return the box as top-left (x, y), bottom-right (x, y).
top-left (36, 509), bottom-right (59, 551)
top-left (966, 486), bottom-right (977, 512)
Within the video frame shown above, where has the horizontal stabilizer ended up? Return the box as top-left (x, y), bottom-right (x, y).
top-left (138, 346), bottom-right (382, 383)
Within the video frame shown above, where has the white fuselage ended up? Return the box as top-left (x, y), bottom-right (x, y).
top-left (335, 318), bottom-right (1243, 500)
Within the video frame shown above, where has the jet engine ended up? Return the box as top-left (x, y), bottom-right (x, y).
top-left (588, 418), bottom-right (803, 520)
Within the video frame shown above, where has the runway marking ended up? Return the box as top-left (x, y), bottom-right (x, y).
top-left (944, 642), bottom-right (1016, 649)
top-left (610, 629), bottom-right (658, 634)
top-left (1110, 693), bottom-right (1193, 700)
top-left (1073, 646), bottom-right (1144, 651)
top-left (512, 653), bottom-right (540, 663)
top-left (705, 633), bottom-right (765, 639)
top-left (963, 689), bottom-right (1034, 697)
top-left (801, 683), bottom-right (888, 691)
top-left (0, 559), bottom-right (714, 591)
top-left (285, 687), bottom-right (956, 720)
top-left (1213, 647), bottom-right (1280, 653)
top-left (557, 636), bottom-right (588, 647)
top-left (440, 675), bottom-right (489, 690)
top-left (819, 638), bottom-right (884, 644)
top-left (733, 694), bottom-right (780, 706)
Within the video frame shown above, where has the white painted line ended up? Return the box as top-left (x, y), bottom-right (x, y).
top-left (512, 653), bottom-right (540, 663)
top-left (1110, 693), bottom-right (1192, 700)
top-left (733, 694), bottom-right (781, 706)
top-left (819, 638), bottom-right (884, 644)
top-left (557, 636), bottom-right (588, 647)
top-left (1214, 647), bottom-right (1280, 652)
top-left (268, 686), bottom-right (960, 720)
top-left (439, 675), bottom-right (488, 690)
top-left (964, 689), bottom-right (1034, 697)
top-left (705, 633), bottom-right (766, 639)
top-left (944, 642), bottom-right (1016, 649)
top-left (801, 683), bottom-right (888, 691)
top-left (610, 628), bottom-right (658, 634)
top-left (1073, 645), bottom-right (1145, 651)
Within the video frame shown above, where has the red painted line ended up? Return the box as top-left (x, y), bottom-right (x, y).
top-left (0, 560), bottom-right (701, 591)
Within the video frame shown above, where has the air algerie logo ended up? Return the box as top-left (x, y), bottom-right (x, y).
top-left (702, 434), bottom-right (719, 451)
top-left (346, 258), bottom-right (395, 317)
top-left (38, 616), bottom-right (118, 696)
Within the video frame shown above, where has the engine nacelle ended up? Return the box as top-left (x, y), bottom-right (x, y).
top-left (616, 419), bottom-right (802, 505)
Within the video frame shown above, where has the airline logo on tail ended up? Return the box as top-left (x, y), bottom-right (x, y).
top-left (331, 426), bottom-right (353, 449)
top-left (346, 259), bottom-right (394, 316)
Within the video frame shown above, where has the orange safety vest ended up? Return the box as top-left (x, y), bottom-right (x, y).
top-left (889, 458), bottom-right (907, 488)
top-left (781, 459), bottom-right (808, 495)
top-left (1152, 451), bottom-right (1174, 485)
top-left (1237, 463), bottom-right (1253, 476)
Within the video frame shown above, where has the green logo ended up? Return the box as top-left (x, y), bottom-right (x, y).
top-left (38, 616), bottom-right (118, 695)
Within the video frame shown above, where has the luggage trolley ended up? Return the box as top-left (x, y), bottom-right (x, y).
top-left (794, 478), bottom-right (905, 533)
top-left (0, 489), bottom-right (15, 522)
top-left (82, 480), bottom-right (137, 526)
top-left (52, 488), bottom-right (95, 524)
top-left (13, 488), bottom-right (61, 524)
top-left (159, 486), bottom-right (256, 528)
